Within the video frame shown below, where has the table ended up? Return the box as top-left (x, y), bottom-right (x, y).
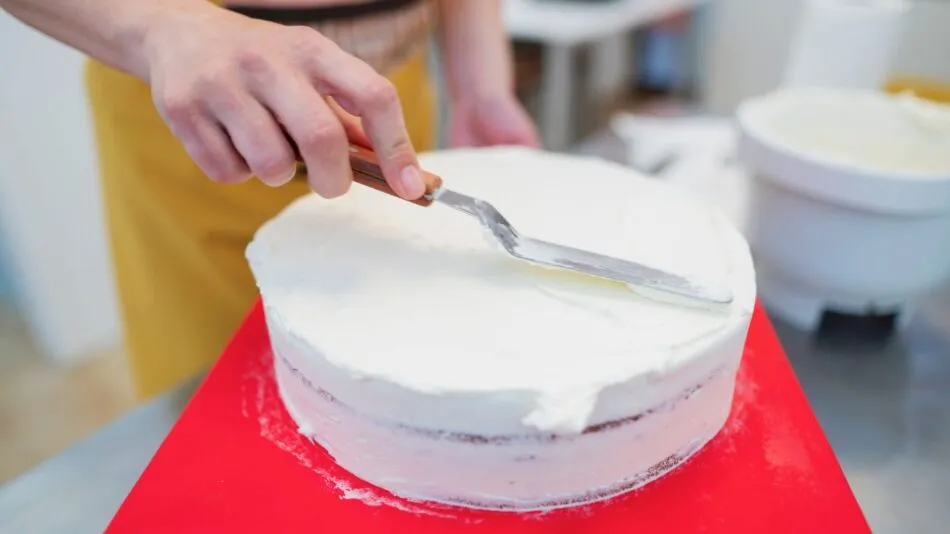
top-left (503, 0), bottom-right (707, 149)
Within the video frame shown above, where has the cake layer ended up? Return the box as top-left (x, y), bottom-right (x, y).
top-left (271, 312), bottom-right (741, 509)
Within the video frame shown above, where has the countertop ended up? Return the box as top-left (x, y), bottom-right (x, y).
top-left (0, 380), bottom-right (199, 534)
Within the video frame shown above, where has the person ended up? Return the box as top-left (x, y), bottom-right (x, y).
top-left (2, 0), bottom-right (540, 400)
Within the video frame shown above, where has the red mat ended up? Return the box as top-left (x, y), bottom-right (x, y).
top-left (107, 301), bottom-right (870, 533)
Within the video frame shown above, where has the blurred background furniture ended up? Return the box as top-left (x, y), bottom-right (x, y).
top-left (503, 0), bottom-right (707, 149)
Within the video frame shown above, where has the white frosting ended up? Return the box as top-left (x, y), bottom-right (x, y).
top-left (247, 147), bottom-right (756, 509)
top-left (746, 88), bottom-right (950, 176)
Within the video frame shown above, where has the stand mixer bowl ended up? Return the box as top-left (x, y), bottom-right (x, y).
top-left (737, 87), bottom-right (950, 331)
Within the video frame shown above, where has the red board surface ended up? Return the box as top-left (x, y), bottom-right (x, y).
top-left (107, 301), bottom-right (870, 533)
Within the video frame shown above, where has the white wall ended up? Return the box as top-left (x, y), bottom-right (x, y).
top-left (0, 225), bottom-right (15, 303)
top-left (0, 13), bottom-right (120, 364)
top-left (702, 0), bottom-right (950, 114)
top-left (895, 1), bottom-right (950, 82)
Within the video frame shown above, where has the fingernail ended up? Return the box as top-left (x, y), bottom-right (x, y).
top-left (285, 165), bottom-right (300, 182)
top-left (276, 166), bottom-right (299, 187)
top-left (262, 166), bottom-right (298, 187)
top-left (399, 165), bottom-right (425, 199)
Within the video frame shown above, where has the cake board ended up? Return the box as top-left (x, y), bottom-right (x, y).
top-left (106, 300), bottom-right (871, 533)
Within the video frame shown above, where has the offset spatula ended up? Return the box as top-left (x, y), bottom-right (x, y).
top-left (343, 144), bottom-right (733, 306)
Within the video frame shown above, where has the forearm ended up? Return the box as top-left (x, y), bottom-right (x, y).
top-left (437, 0), bottom-right (513, 102)
top-left (0, 0), bottom-right (219, 80)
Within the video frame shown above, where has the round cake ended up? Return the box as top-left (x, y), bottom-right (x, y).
top-left (246, 147), bottom-right (756, 511)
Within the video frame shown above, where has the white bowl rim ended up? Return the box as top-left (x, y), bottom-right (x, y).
top-left (735, 87), bottom-right (950, 182)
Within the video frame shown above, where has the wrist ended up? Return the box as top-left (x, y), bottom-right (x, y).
top-left (438, 0), bottom-right (513, 106)
top-left (447, 71), bottom-right (514, 107)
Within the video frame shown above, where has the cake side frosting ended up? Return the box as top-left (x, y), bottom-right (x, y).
top-left (272, 329), bottom-right (740, 509)
top-left (246, 147), bottom-right (756, 509)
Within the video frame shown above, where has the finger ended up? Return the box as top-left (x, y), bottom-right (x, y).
top-left (301, 47), bottom-right (424, 199)
top-left (326, 97), bottom-right (371, 149)
top-left (477, 99), bottom-right (542, 148)
top-left (156, 91), bottom-right (251, 183)
top-left (256, 75), bottom-right (351, 198)
top-left (506, 108), bottom-right (542, 148)
top-left (191, 119), bottom-right (252, 183)
top-left (205, 87), bottom-right (297, 187)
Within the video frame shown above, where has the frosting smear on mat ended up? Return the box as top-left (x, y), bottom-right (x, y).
top-left (247, 147), bottom-right (756, 510)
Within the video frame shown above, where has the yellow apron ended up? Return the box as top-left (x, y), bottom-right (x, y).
top-left (85, 47), bottom-right (435, 401)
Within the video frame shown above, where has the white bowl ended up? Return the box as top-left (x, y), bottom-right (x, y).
top-left (736, 87), bottom-right (950, 331)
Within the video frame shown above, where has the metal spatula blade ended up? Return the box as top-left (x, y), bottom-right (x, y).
top-left (435, 190), bottom-right (733, 304)
top-left (344, 145), bottom-right (734, 306)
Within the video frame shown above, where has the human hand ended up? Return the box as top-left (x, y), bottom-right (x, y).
top-left (448, 93), bottom-right (541, 149)
top-left (143, 7), bottom-right (425, 199)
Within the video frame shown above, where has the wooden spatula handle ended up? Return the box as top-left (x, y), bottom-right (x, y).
top-left (348, 144), bottom-right (442, 207)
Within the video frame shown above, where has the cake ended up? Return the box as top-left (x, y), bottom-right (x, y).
top-left (246, 147), bottom-right (756, 511)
